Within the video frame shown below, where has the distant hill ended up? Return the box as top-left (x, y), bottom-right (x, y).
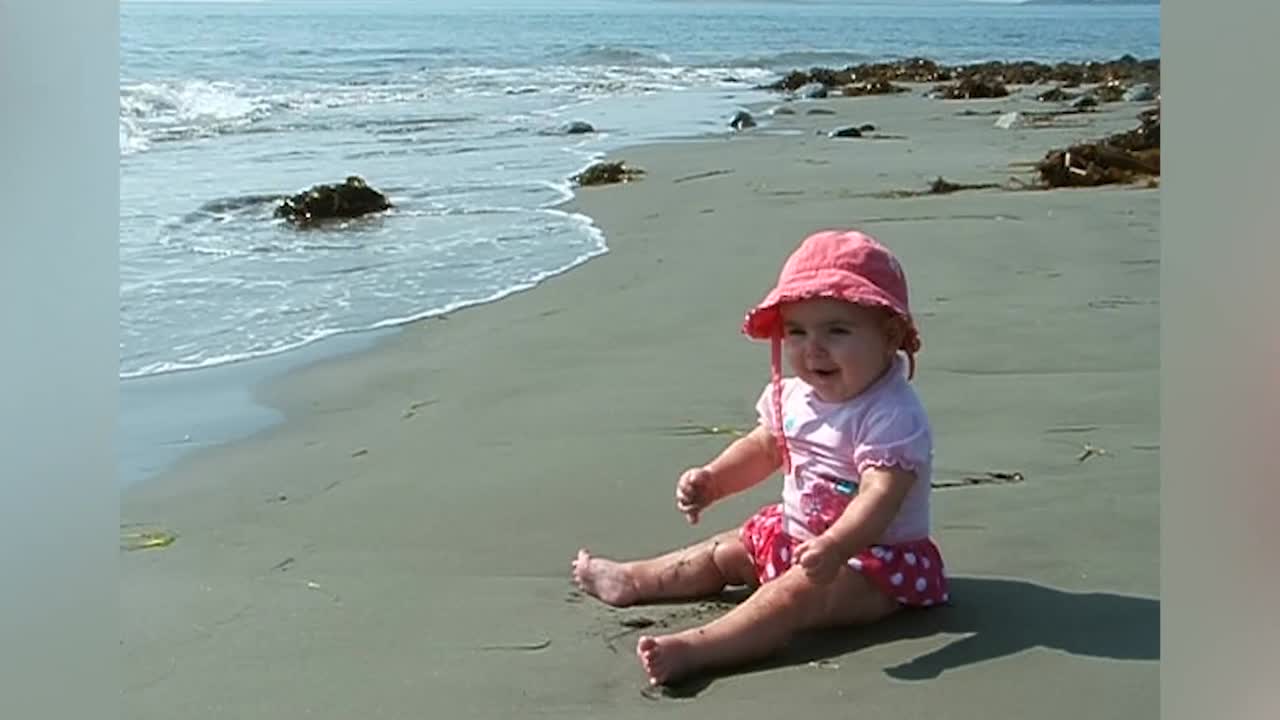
top-left (1022, 0), bottom-right (1159, 5)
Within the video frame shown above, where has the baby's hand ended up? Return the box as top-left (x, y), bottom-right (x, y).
top-left (675, 467), bottom-right (716, 524)
top-left (794, 534), bottom-right (846, 584)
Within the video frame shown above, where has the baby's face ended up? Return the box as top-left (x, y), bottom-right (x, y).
top-left (780, 298), bottom-right (902, 403)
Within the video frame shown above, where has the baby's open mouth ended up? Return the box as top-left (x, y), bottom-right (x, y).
top-left (812, 368), bottom-right (838, 378)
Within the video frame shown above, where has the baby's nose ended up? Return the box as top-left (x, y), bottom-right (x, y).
top-left (803, 337), bottom-right (829, 357)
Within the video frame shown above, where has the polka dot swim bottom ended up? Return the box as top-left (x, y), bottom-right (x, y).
top-left (739, 503), bottom-right (951, 608)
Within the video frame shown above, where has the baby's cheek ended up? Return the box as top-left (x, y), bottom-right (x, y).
top-left (835, 338), bottom-right (875, 362)
top-left (783, 343), bottom-right (806, 365)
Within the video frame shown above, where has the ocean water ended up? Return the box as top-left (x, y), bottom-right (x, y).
top-left (120, 0), bottom-right (1160, 381)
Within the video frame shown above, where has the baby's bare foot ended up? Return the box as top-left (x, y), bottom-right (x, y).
top-left (572, 548), bottom-right (639, 607)
top-left (636, 635), bottom-right (698, 686)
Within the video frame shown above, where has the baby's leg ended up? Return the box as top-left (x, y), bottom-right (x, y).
top-left (572, 530), bottom-right (756, 608)
top-left (636, 563), bottom-right (898, 686)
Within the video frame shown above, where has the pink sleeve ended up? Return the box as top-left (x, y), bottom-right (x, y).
top-left (853, 406), bottom-right (932, 477)
top-left (755, 383), bottom-right (780, 433)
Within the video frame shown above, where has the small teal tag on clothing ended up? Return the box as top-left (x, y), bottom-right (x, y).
top-left (833, 479), bottom-right (857, 496)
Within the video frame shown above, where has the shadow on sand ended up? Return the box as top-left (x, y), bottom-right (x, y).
top-left (655, 575), bottom-right (1159, 698)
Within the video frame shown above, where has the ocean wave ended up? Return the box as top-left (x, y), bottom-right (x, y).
top-left (118, 79), bottom-right (445, 154)
top-left (441, 64), bottom-right (774, 98)
top-left (119, 116), bottom-right (150, 156)
top-left (179, 234), bottom-right (380, 258)
top-left (187, 193), bottom-right (282, 216)
top-left (119, 65), bottom-right (775, 155)
top-left (119, 212), bottom-right (609, 380)
top-left (551, 44), bottom-right (674, 67)
top-left (120, 79), bottom-right (269, 123)
top-left (354, 115), bottom-right (479, 135)
top-left (714, 50), bottom-right (875, 71)
top-left (119, 275), bottom-right (288, 297)
top-left (119, 79), bottom-right (279, 153)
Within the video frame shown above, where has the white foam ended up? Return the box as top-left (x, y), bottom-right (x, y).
top-left (119, 63), bottom-right (776, 156)
top-left (119, 116), bottom-right (150, 156)
top-left (120, 206), bottom-right (611, 380)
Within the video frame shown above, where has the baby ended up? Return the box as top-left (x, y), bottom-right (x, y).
top-left (572, 229), bottom-right (948, 687)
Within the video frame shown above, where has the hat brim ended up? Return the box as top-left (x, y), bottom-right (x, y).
top-left (742, 268), bottom-right (919, 351)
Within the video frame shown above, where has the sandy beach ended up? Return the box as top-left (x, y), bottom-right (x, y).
top-left (122, 87), bottom-right (1159, 718)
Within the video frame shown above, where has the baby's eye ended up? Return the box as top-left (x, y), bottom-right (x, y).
top-left (785, 327), bottom-right (806, 337)
top-left (828, 325), bottom-right (851, 335)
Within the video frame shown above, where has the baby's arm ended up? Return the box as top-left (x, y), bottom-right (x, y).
top-left (793, 467), bottom-right (915, 583)
top-left (702, 424), bottom-right (782, 503)
top-left (678, 425), bottom-right (781, 522)
top-left (680, 382), bottom-right (789, 522)
top-left (819, 467), bottom-right (913, 553)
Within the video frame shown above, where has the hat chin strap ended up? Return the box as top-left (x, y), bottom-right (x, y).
top-left (770, 333), bottom-right (792, 476)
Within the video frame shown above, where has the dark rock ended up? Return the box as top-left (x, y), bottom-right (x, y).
top-left (858, 123), bottom-right (877, 133)
top-left (795, 82), bottom-right (828, 99)
top-left (274, 176), bottom-right (392, 225)
top-left (766, 70), bottom-right (817, 92)
top-left (759, 63), bottom-right (908, 93)
top-left (828, 126), bottom-right (863, 138)
top-left (934, 76), bottom-right (1009, 99)
top-left (1072, 95), bottom-right (1100, 110)
top-left (841, 79), bottom-right (910, 97)
top-left (959, 60), bottom-right (1040, 85)
top-left (759, 56), bottom-right (1159, 94)
top-left (804, 67), bottom-right (855, 87)
top-left (1123, 83), bottom-right (1157, 102)
top-left (841, 57), bottom-right (951, 83)
top-left (771, 105), bottom-right (797, 116)
top-left (1092, 81), bottom-right (1128, 103)
top-left (729, 111), bottom-right (757, 130)
top-left (1049, 56), bottom-right (1158, 85)
top-left (572, 161), bottom-right (644, 187)
top-left (562, 121), bottom-right (595, 135)
top-left (1037, 86), bottom-right (1077, 102)
top-left (805, 108), bottom-right (837, 116)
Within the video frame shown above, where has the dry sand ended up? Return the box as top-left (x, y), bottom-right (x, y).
top-left (123, 88), bottom-right (1159, 718)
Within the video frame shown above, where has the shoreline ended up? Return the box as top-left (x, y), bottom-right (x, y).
top-left (119, 53), bottom-right (1160, 487)
top-left (123, 81), bottom-right (1158, 719)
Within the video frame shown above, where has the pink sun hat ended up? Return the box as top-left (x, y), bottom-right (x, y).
top-left (743, 228), bottom-right (921, 374)
top-left (743, 229), bottom-right (922, 473)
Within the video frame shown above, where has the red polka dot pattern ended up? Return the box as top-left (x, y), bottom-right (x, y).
top-left (739, 503), bottom-right (950, 608)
